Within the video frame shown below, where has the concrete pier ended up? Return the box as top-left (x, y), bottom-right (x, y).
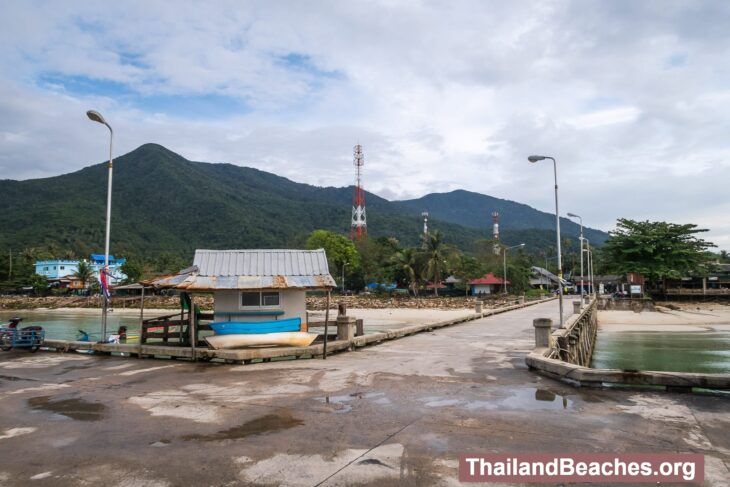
top-left (1, 299), bottom-right (729, 486)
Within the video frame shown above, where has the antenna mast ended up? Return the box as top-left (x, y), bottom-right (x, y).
top-left (350, 144), bottom-right (367, 240)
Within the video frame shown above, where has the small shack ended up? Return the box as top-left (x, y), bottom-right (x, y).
top-left (469, 273), bottom-right (508, 295)
top-left (140, 249), bottom-right (336, 347)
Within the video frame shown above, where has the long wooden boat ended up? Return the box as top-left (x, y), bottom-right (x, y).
top-left (205, 331), bottom-right (318, 350)
top-left (209, 317), bottom-right (301, 335)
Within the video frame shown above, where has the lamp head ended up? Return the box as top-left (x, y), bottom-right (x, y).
top-left (86, 110), bottom-right (107, 125)
top-left (528, 155), bottom-right (546, 163)
top-left (567, 212), bottom-right (579, 218)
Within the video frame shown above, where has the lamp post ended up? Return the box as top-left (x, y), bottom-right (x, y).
top-left (341, 262), bottom-right (348, 294)
top-left (528, 155), bottom-right (563, 327)
top-left (86, 110), bottom-right (113, 342)
top-left (503, 243), bottom-right (525, 294)
top-left (567, 213), bottom-right (584, 305)
top-left (583, 238), bottom-right (593, 297)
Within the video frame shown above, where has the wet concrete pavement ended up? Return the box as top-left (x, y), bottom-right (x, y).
top-left (0, 300), bottom-right (729, 486)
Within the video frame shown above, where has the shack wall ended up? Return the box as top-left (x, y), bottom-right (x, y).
top-left (213, 290), bottom-right (307, 325)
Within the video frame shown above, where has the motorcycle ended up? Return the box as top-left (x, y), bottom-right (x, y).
top-left (0, 317), bottom-right (45, 352)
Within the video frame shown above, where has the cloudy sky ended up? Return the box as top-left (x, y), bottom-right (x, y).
top-left (1, 1), bottom-right (729, 249)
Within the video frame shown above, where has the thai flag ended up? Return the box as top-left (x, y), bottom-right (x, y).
top-left (100, 268), bottom-right (111, 301)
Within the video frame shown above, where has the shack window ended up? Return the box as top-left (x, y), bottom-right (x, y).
top-left (60, 266), bottom-right (65, 270)
top-left (241, 291), bottom-right (281, 308)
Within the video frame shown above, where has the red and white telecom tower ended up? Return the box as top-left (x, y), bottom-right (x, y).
top-left (350, 144), bottom-right (367, 240)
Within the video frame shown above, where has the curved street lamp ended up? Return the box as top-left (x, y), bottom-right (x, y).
top-left (528, 155), bottom-right (563, 327)
top-left (86, 110), bottom-right (114, 342)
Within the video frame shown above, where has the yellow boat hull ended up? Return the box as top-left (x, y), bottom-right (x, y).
top-left (205, 332), bottom-right (318, 350)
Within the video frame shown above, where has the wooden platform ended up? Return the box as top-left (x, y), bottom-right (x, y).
top-left (41, 297), bottom-right (555, 365)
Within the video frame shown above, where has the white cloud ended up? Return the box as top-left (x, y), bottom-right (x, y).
top-left (0, 1), bottom-right (729, 250)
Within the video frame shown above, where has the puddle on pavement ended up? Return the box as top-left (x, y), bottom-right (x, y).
top-left (28, 396), bottom-right (107, 421)
top-left (183, 410), bottom-right (303, 442)
top-left (423, 388), bottom-right (575, 411)
top-left (317, 391), bottom-right (387, 413)
top-left (472, 388), bottom-right (573, 410)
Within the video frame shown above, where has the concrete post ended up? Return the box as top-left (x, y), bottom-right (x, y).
top-left (584, 295), bottom-right (590, 305)
top-left (573, 301), bottom-right (582, 314)
top-left (533, 318), bottom-right (552, 348)
top-left (518, 295), bottom-right (525, 305)
top-left (337, 315), bottom-right (356, 342)
top-left (475, 300), bottom-right (483, 314)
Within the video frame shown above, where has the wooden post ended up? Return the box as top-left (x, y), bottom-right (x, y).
top-left (323, 290), bottom-right (330, 360)
top-left (189, 295), bottom-right (196, 361)
top-left (138, 285), bottom-right (145, 354)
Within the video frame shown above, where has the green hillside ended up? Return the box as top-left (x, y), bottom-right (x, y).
top-left (394, 190), bottom-right (608, 244)
top-left (0, 144), bottom-right (607, 264)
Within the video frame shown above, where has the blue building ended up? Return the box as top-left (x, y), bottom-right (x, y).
top-left (35, 254), bottom-right (127, 288)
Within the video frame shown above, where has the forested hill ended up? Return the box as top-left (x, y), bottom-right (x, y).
top-left (0, 143), bottom-right (608, 261)
top-left (394, 190), bottom-right (608, 245)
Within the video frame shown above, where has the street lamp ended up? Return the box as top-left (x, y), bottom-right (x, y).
top-left (567, 213), bottom-right (584, 306)
top-left (341, 262), bottom-right (348, 294)
top-left (528, 155), bottom-right (563, 327)
top-left (86, 110), bottom-right (113, 342)
top-left (583, 238), bottom-right (594, 297)
top-left (503, 243), bottom-right (525, 294)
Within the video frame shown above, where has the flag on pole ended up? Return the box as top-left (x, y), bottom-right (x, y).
top-left (100, 267), bottom-right (111, 301)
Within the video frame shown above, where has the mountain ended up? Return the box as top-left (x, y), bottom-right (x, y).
top-left (0, 144), bottom-right (608, 261)
top-left (394, 190), bottom-right (608, 245)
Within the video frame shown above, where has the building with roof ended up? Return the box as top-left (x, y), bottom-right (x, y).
top-left (147, 249), bottom-right (336, 330)
top-left (35, 254), bottom-right (127, 288)
top-left (469, 273), bottom-right (509, 295)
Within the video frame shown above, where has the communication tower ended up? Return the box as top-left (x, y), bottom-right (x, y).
top-left (422, 211), bottom-right (429, 236)
top-left (350, 144), bottom-right (367, 240)
top-left (492, 212), bottom-right (501, 255)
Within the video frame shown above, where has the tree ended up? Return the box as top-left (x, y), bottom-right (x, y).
top-left (305, 230), bottom-right (361, 289)
top-left (391, 247), bottom-right (420, 296)
top-left (601, 219), bottom-right (716, 287)
top-left (73, 260), bottom-right (94, 290)
top-left (29, 274), bottom-right (48, 295)
top-left (121, 260), bottom-right (144, 284)
top-left (423, 230), bottom-right (447, 296)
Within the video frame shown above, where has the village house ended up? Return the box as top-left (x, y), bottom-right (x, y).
top-left (469, 272), bottom-right (509, 295)
top-left (34, 254), bottom-right (127, 288)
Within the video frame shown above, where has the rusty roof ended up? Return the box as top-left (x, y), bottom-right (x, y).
top-left (144, 250), bottom-right (336, 291)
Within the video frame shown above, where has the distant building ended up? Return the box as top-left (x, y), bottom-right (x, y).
top-left (469, 273), bottom-right (509, 295)
top-left (35, 254), bottom-right (127, 288)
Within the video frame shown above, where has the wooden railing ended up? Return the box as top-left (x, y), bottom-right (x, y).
top-left (140, 312), bottom-right (212, 346)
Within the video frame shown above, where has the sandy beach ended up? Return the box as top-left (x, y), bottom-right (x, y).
top-left (599, 306), bottom-right (730, 332)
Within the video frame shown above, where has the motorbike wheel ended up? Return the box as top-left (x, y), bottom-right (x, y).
top-left (0, 337), bottom-right (12, 352)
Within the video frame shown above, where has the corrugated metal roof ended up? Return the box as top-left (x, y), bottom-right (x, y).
top-left (144, 250), bottom-right (336, 291)
top-left (193, 249), bottom-right (331, 277)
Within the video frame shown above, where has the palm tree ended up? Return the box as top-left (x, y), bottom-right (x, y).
top-left (73, 260), bottom-right (93, 291)
top-left (424, 230), bottom-right (446, 296)
top-left (391, 248), bottom-right (419, 296)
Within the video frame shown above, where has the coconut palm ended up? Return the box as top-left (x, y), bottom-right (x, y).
top-left (73, 260), bottom-right (93, 290)
top-left (424, 230), bottom-right (446, 296)
top-left (391, 248), bottom-right (419, 296)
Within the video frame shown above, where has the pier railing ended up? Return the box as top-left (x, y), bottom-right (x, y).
top-left (527, 296), bottom-right (730, 391)
top-left (549, 298), bottom-right (598, 366)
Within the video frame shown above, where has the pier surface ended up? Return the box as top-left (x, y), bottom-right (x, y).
top-left (1, 300), bottom-right (728, 486)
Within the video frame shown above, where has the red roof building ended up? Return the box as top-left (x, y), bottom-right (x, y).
top-left (469, 273), bottom-right (509, 295)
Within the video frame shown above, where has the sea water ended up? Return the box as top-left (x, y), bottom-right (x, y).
top-left (591, 329), bottom-right (730, 374)
top-left (0, 310), bottom-right (148, 341)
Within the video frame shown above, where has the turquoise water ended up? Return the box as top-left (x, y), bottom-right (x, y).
top-left (0, 310), bottom-right (147, 341)
top-left (592, 329), bottom-right (730, 374)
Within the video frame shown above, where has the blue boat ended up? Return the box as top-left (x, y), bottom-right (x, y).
top-left (210, 317), bottom-right (302, 335)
